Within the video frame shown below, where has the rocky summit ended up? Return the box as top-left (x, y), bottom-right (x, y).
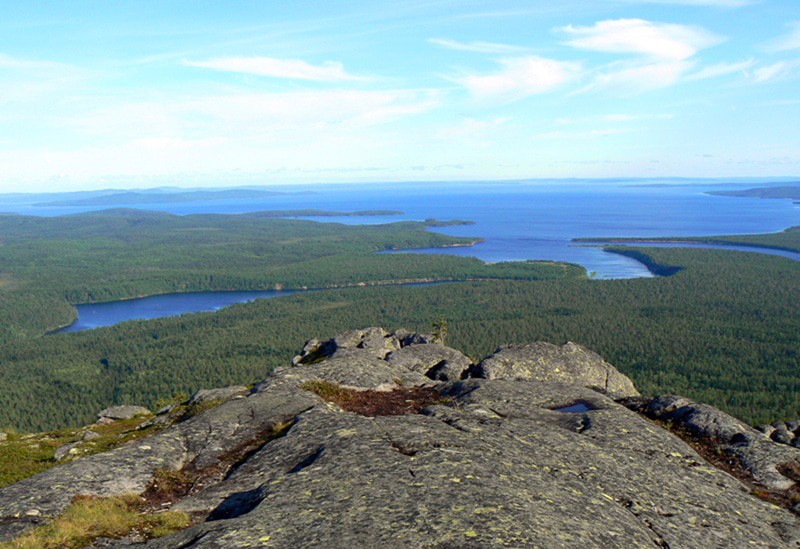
top-left (2, 327), bottom-right (800, 548)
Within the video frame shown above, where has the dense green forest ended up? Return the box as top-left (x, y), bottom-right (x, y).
top-left (0, 210), bottom-right (580, 341)
top-left (577, 225), bottom-right (800, 253)
top-left (708, 185), bottom-right (800, 201)
top-left (0, 211), bottom-right (797, 431)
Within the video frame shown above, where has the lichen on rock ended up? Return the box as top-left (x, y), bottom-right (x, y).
top-left (0, 327), bottom-right (798, 548)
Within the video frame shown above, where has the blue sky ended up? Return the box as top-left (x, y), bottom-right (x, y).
top-left (0, 0), bottom-right (798, 192)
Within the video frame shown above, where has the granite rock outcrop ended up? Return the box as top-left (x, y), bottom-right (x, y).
top-left (1, 327), bottom-right (798, 548)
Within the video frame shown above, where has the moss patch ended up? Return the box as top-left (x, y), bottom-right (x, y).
top-left (301, 380), bottom-right (449, 416)
top-left (0, 416), bottom-right (168, 489)
top-left (0, 494), bottom-right (189, 548)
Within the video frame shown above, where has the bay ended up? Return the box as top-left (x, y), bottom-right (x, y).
top-left (2, 181), bottom-right (796, 280)
top-left (4, 180), bottom-right (798, 331)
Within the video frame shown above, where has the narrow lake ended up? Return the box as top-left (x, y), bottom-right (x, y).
top-left (56, 282), bottom-right (447, 333)
top-left (57, 237), bottom-right (800, 333)
top-left (57, 290), bottom-right (294, 333)
top-left (17, 180), bottom-right (796, 332)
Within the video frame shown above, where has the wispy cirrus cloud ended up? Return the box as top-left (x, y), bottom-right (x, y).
top-left (763, 21), bottom-right (800, 53)
top-left (685, 58), bottom-right (755, 80)
top-left (183, 56), bottom-right (367, 82)
top-left (0, 53), bottom-right (74, 71)
top-left (428, 38), bottom-right (528, 54)
top-left (555, 19), bottom-right (726, 94)
top-left (557, 19), bottom-right (723, 60)
top-left (751, 60), bottom-right (800, 83)
top-left (453, 56), bottom-right (581, 101)
top-left (576, 60), bottom-right (693, 94)
top-left (0, 53), bottom-right (87, 106)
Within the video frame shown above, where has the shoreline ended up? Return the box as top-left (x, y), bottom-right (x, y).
top-left (574, 238), bottom-right (800, 257)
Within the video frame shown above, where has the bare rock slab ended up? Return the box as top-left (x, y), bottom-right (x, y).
top-left (472, 341), bottom-right (639, 398)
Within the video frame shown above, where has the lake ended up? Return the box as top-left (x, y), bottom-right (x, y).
top-left (56, 290), bottom-right (294, 333)
top-left (3, 180), bottom-right (796, 280)
top-left (3, 180), bottom-right (797, 331)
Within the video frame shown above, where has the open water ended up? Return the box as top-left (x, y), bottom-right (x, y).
top-left (3, 180), bottom-right (796, 331)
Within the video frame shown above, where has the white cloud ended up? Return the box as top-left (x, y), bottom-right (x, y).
top-left (0, 87), bottom-right (442, 185)
top-left (0, 53), bottom-right (72, 71)
top-left (70, 89), bottom-right (440, 144)
top-left (454, 56), bottom-right (581, 101)
top-left (751, 61), bottom-right (798, 83)
top-left (685, 58), bottom-right (755, 80)
top-left (576, 60), bottom-right (693, 94)
top-left (184, 56), bottom-right (366, 82)
top-left (558, 19), bottom-right (722, 60)
top-left (763, 22), bottom-right (800, 52)
top-left (428, 38), bottom-right (527, 54)
top-left (0, 53), bottom-right (86, 106)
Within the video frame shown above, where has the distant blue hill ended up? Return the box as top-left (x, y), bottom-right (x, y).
top-left (707, 185), bottom-right (800, 200)
top-left (34, 188), bottom-right (311, 207)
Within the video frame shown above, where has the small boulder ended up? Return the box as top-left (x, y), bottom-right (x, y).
top-left (53, 442), bottom-right (81, 461)
top-left (299, 351), bottom-right (433, 390)
top-left (156, 404), bottom-right (174, 416)
top-left (294, 327), bottom-right (401, 364)
top-left (772, 426), bottom-right (795, 445)
top-left (82, 430), bottom-right (100, 441)
top-left (97, 405), bottom-right (151, 421)
top-left (392, 329), bottom-right (435, 347)
top-left (758, 424), bottom-right (777, 437)
top-left (385, 344), bottom-right (472, 381)
top-left (472, 341), bottom-right (639, 398)
top-left (188, 386), bottom-right (249, 407)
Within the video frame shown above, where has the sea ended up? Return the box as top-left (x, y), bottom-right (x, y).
top-left (2, 179), bottom-right (797, 331)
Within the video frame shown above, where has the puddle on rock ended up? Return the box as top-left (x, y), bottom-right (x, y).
top-left (552, 401), bottom-right (595, 413)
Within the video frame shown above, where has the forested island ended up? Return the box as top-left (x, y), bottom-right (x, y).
top-left (0, 209), bottom-right (797, 432)
top-left (33, 188), bottom-right (310, 207)
top-left (575, 225), bottom-right (800, 254)
top-left (247, 209), bottom-right (402, 217)
top-left (707, 185), bottom-right (800, 201)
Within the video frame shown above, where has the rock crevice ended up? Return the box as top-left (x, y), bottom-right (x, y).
top-left (0, 327), bottom-right (798, 548)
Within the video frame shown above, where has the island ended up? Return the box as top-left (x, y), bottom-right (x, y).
top-left (707, 184), bottom-right (800, 203)
top-left (33, 188), bottom-right (312, 207)
top-left (246, 209), bottom-right (402, 218)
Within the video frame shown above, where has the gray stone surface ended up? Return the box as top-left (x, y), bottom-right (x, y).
top-left (1, 328), bottom-right (798, 548)
top-left (82, 430), bottom-right (101, 441)
top-left (146, 378), bottom-right (800, 548)
top-left (759, 424), bottom-right (777, 437)
top-left (188, 386), bottom-right (249, 406)
top-left (385, 343), bottom-right (472, 381)
top-left (0, 378), bottom-right (317, 541)
top-left (628, 394), bottom-right (800, 490)
top-left (97, 405), bottom-right (152, 421)
top-left (294, 327), bottom-right (403, 364)
top-left (298, 349), bottom-right (434, 390)
top-left (53, 441), bottom-right (81, 461)
top-left (473, 341), bottom-right (640, 398)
